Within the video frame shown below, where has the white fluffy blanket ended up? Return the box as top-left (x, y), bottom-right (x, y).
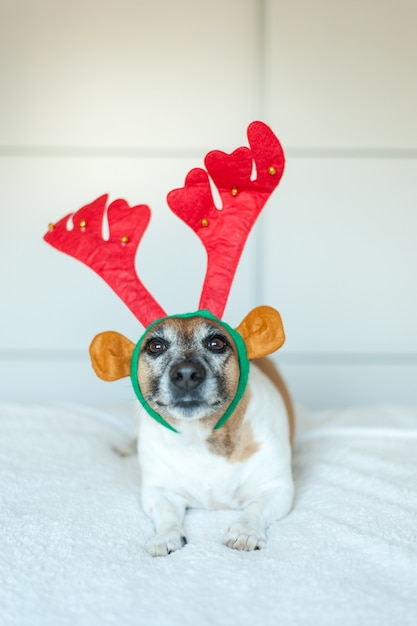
top-left (1, 402), bottom-right (417, 626)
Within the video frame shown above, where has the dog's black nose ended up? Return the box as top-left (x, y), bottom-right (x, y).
top-left (169, 360), bottom-right (206, 390)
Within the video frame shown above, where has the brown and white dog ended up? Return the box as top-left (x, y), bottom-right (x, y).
top-left (90, 306), bottom-right (295, 556)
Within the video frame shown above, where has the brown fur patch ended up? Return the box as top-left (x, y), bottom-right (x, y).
top-left (206, 389), bottom-right (260, 463)
top-left (162, 316), bottom-right (209, 346)
top-left (253, 357), bottom-right (295, 443)
top-left (137, 355), bottom-right (153, 399)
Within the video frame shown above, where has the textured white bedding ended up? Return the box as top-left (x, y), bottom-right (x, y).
top-left (1, 402), bottom-right (416, 626)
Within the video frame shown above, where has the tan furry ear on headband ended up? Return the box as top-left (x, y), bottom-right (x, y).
top-left (236, 305), bottom-right (285, 360)
top-left (89, 331), bottom-right (135, 381)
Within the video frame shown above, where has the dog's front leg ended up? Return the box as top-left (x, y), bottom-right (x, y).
top-left (142, 488), bottom-right (188, 557)
top-left (226, 484), bottom-right (293, 551)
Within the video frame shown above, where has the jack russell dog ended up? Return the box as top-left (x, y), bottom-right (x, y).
top-left (90, 306), bottom-right (295, 556)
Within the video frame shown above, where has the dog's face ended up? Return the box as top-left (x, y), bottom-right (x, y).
top-left (135, 316), bottom-right (240, 422)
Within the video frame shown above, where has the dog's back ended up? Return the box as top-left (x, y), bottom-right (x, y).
top-left (252, 357), bottom-right (295, 443)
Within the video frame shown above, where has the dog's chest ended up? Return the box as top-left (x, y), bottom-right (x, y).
top-left (138, 428), bottom-right (256, 510)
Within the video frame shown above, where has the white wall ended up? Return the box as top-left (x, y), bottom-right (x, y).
top-left (0, 0), bottom-right (416, 408)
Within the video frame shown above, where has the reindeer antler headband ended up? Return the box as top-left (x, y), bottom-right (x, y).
top-left (44, 121), bottom-right (286, 430)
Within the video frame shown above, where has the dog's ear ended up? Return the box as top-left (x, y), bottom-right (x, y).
top-left (236, 306), bottom-right (285, 360)
top-left (89, 331), bottom-right (135, 381)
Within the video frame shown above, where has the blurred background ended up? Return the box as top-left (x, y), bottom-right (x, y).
top-left (0, 0), bottom-right (416, 408)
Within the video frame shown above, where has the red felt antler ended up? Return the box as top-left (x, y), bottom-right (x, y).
top-left (167, 121), bottom-right (285, 318)
top-left (44, 122), bottom-right (285, 326)
top-left (43, 194), bottom-right (167, 327)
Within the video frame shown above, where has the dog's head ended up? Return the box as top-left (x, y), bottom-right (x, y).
top-left (89, 306), bottom-right (285, 431)
top-left (137, 315), bottom-right (240, 422)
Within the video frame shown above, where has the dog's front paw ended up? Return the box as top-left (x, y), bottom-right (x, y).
top-left (147, 529), bottom-right (187, 557)
top-left (225, 522), bottom-right (266, 551)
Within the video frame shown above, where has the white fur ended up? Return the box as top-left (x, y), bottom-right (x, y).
top-left (137, 362), bottom-right (294, 556)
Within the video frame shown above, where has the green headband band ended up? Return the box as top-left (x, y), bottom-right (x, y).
top-left (130, 310), bottom-right (250, 434)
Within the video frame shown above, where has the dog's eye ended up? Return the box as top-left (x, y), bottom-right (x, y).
top-left (206, 335), bottom-right (228, 353)
top-left (146, 338), bottom-right (167, 355)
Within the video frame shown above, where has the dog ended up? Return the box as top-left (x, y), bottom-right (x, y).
top-left (133, 312), bottom-right (295, 556)
top-left (89, 306), bottom-right (294, 556)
